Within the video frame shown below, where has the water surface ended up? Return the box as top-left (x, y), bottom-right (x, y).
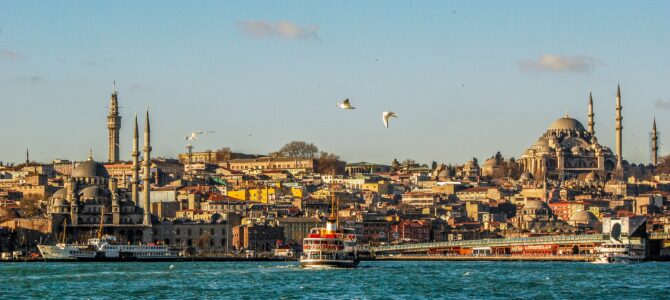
top-left (1, 261), bottom-right (668, 299)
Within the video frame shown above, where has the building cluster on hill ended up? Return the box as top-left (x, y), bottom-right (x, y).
top-left (2, 84), bottom-right (670, 257)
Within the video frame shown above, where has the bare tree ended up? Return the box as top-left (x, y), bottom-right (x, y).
top-left (276, 141), bottom-right (319, 158)
top-left (317, 152), bottom-right (343, 174)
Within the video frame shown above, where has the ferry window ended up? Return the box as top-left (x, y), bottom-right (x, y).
top-left (199, 228), bottom-right (203, 235)
top-left (188, 229), bottom-right (192, 235)
top-left (210, 228), bottom-right (215, 235)
top-left (176, 229), bottom-right (181, 235)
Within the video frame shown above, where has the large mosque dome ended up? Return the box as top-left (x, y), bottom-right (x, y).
top-left (547, 114), bottom-right (586, 132)
top-left (72, 160), bottom-right (110, 178)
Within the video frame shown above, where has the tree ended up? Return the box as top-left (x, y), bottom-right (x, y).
top-left (18, 195), bottom-right (45, 218)
top-left (276, 141), bottom-right (319, 158)
top-left (317, 152), bottom-right (342, 174)
top-left (431, 161), bottom-right (438, 170)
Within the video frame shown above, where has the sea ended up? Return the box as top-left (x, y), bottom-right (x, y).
top-left (1, 261), bottom-right (669, 299)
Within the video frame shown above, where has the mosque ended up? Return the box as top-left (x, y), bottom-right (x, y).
top-left (517, 85), bottom-right (659, 181)
top-left (46, 85), bottom-right (154, 243)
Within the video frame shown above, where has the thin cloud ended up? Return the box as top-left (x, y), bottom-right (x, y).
top-left (236, 20), bottom-right (319, 41)
top-left (655, 99), bottom-right (670, 110)
top-left (0, 49), bottom-right (22, 61)
top-left (518, 54), bottom-right (601, 73)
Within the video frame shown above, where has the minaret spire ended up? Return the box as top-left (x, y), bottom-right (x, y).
top-left (652, 117), bottom-right (659, 166)
top-left (615, 84), bottom-right (623, 172)
top-left (142, 110), bottom-right (152, 226)
top-left (131, 114), bottom-right (140, 206)
top-left (587, 92), bottom-right (595, 134)
top-left (107, 81), bottom-right (121, 163)
top-left (25, 148), bottom-right (29, 165)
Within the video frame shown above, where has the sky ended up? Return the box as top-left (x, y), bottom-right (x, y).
top-left (1, 1), bottom-right (669, 166)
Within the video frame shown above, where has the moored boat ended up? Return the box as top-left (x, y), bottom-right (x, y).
top-left (592, 242), bottom-right (645, 264)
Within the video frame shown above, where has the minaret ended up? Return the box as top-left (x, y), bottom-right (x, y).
top-left (587, 92), bottom-right (595, 135)
top-left (131, 114), bottom-right (140, 206)
top-left (142, 110), bottom-right (152, 226)
top-left (615, 84), bottom-right (623, 170)
top-left (107, 81), bottom-right (122, 163)
top-left (25, 148), bottom-right (29, 165)
top-left (652, 118), bottom-right (659, 166)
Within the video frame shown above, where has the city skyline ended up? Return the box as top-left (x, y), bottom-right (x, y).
top-left (1, 1), bottom-right (669, 164)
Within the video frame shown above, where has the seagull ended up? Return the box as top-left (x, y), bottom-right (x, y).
top-left (186, 130), bottom-right (215, 141)
top-left (463, 271), bottom-right (470, 276)
top-left (169, 264), bottom-right (175, 270)
top-left (382, 111), bottom-right (398, 128)
top-left (337, 99), bottom-right (355, 110)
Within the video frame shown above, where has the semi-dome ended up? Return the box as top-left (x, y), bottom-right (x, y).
top-left (570, 210), bottom-right (598, 223)
top-left (78, 185), bottom-right (104, 199)
top-left (547, 114), bottom-right (586, 131)
top-left (72, 160), bottom-right (109, 179)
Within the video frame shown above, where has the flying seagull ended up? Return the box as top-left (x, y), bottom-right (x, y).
top-left (186, 130), bottom-right (215, 141)
top-left (337, 99), bottom-right (355, 110)
top-left (382, 111), bottom-right (398, 128)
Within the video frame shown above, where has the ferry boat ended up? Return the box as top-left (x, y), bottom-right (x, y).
top-left (37, 235), bottom-right (182, 262)
top-left (37, 214), bottom-right (181, 262)
top-left (300, 217), bottom-right (359, 268)
top-left (299, 184), bottom-right (359, 268)
top-left (593, 242), bottom-right (645, 264)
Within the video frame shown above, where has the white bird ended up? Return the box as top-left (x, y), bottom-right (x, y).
top-left (382, 111), bottom-right (398, 128)
top-left (337, 99), bottom-right (355, 110)
top-left (185, 130), bottom-right (215, 141)
top-left (463, 271), bottom-right (470, 276)
top-left (169, 264), bottom-right (175, 270)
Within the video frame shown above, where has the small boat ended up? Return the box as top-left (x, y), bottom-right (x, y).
top-left (592, 241), bottom-right (645, 264)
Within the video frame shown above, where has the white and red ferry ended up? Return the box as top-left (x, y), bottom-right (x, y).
top-left (300, 217), bottom-right (359, 268)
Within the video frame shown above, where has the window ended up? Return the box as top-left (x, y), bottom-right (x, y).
top-left (176, 229), bottom-right (181, 235)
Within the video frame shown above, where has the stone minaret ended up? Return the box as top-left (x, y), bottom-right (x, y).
top-left (131, 115), bottom-right (140, 206)
top-left (107, 82), bottom-right (121, 163)
top-left (587, 92), bottom-right (595, 135)
top-left (652, 118), bottom-right (659, 166)
top-left (142, 110), bottom-right (152, 226)
top-left (615, 84), bottom-right (623, 170)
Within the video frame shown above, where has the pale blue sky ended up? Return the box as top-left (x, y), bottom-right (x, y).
top-left (1, 1), bottom-right (669, 165)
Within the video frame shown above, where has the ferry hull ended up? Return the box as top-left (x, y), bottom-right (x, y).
top-left (37, 244), bottom-right (182, 262)
top-left (299, 258), bottom-right (359, 268)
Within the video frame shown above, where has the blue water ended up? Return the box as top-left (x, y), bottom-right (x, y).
top-left (1, 261), bottom-right (669, 299)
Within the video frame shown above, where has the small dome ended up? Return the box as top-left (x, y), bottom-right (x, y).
top-left (72, 160), bottom-right (109, 179)
top-left (524, 200), bottom-right (548, 210)
top-left (484, 158), bottom-right (498, 166)
top-left (548, 115), bottom-right (586, 131)
top-left (534, 138), bottom-right (549, 146)
top-left (51, 188), bottom-right (67, 199)
top-left (571, 145), bottom-right (584, 155)
top-left (52, 197), bottom-right (70, 207)
top-left (585, 171), bottom-right (600, 181)
top-left (570, 210), bottom-right (598, 223)
top-left (519, 172), bottom-right (534, 181)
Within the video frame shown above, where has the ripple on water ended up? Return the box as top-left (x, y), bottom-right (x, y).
top-left (2, 261), bottom-right (670, 299)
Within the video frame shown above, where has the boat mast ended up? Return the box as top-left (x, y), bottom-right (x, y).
top-left (61, 218), bottom-right (67, 244)
top-left (97, 205), bottom-right (104, 239)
